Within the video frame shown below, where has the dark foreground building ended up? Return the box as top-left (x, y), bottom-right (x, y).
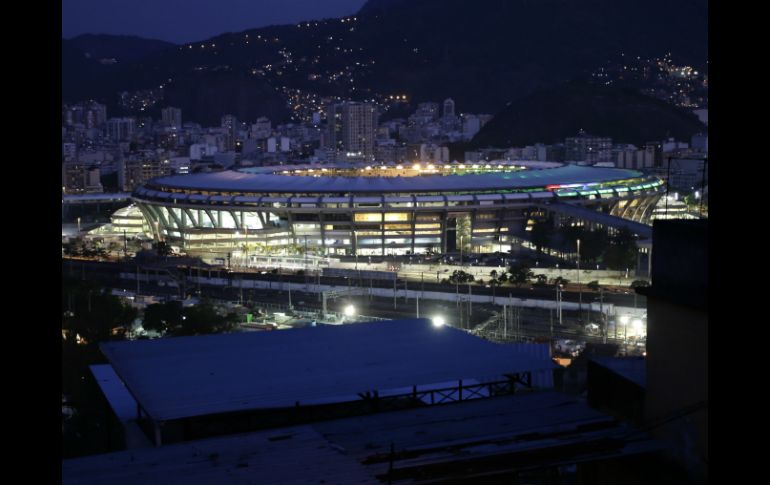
top-left (63, 319), bottom-right (685, 483)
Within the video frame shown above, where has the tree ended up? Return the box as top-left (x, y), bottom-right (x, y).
top-left (142, 301), bottom-right (183, 334)
top-left (553, 276), bottom-right (570, 287)
top-left (587, 280), bottom-right (601, 292)
top-left (63, 240), bottom-right (84, 257)
top-left (534, 274), bottom-right (548, 285)
top-left (449, 270), bottom-right (474, 284)
top-left (508, 263), bottom-right (534, 287)
top-left (582, 229), bottom-right (610, 263)
top-left (170, 301), bottom-right (239, 337)
top-left (62, 278), bottom-right (138, 344)
top-left (631, 279), bottom-right (650, 288)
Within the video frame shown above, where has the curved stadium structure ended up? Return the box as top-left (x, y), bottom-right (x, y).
top-left (131, 162), bottom-right (664, 255)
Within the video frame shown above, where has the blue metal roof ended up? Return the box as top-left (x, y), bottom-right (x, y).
top-left (100, 319), bottom-right (557, 421)
top-left (148, 165), bottom-right (647, 194)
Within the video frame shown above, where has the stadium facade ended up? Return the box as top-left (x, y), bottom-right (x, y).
top-left (130, 162), bottom-right (664, 255)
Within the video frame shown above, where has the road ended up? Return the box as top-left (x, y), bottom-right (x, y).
top-left (63, 258), bottom-right (646, 309)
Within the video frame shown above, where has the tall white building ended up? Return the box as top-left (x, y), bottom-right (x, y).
top-left (161, 107), bottom-right (182, 129)
top-left (443, 98), bottom-right (455, 118)
top-left (106, 118), bottom-right (136, 141)
top-left (221, 114), bottom-right (238, 150)
top-left (326, 102), bottom-right (377, 162)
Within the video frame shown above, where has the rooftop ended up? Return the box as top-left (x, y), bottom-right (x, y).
top-left (146, 164), bottom-right (649, 194)
top-left (100, 319), bottom-right (557, 422)
top-left (63, 391), bottom-right (661, 484)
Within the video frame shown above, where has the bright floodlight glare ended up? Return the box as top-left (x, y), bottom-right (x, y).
top-left (632, 319), bottom-right (643, 332)
top-left (619, 315), bottom-right (630, 325)
top-left (432, 316), bottom-right (446, 327)
top-left (343, 305), bottom-right (356, 317)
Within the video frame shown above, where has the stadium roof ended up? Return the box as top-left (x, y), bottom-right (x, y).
top-left (147, 165), bottom-right (647, 194)
top-left (100, 319), bottom-right (557, 421)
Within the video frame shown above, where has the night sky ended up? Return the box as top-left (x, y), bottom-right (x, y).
top-left (62, 0), bottom-right (368, 44)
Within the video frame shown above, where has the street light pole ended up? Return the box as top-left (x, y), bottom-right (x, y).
top-left (577, 238), bottom-right (582, 322)
top-left (468, 282), bottom-right (472, 317)
top-left (353, 231), bottom-right (358, 270)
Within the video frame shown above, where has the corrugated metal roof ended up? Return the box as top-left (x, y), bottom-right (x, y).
top-left (89, 364), bottom-right (137, 423)
top-left (100, 319), bottom-right (557, 421)
top-left (62, 425), bottom-right (376, 485)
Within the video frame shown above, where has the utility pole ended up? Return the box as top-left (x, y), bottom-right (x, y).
top-left (456, 277), bottom-right (459, 307)
top-left (459, 235), bottom-right (464, 269)
top-left (577, 238), bottom-right (582, 323)
top-left (468, 283), bottom-right (472, 317)
top-left (354, 231), bottom-right (358, 270)
top-left (416, 293), bottom-right (419, 318)
top-left (600, 288), bottom-right (606, 344)
top-left (123, 230), bottom-right (128, 260)
top-left (393, 279), bottom-right (397, 310)
top-left (503, 305), bottom-right (507, 339)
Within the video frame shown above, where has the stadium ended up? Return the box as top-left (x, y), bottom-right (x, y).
top-left (129, 161), bottom-right (664, 256)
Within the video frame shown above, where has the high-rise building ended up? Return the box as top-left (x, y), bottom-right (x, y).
top-left (161, 107), bottom-right (182, 129)
top-left (106, 118), bottom-right (137, 141)
top-left (250, 117), bottom-right (272, 139)
top-left (565, 131), bottom-right (612, 163)
top-left (63, 101), bottom-right (107, 129)
top-left (221, 114), bottom-right (238, 150)
top-left (62, 142), bottom-right (77, 161)
top-left (443, 98), bottom-right (455, 118)
top-left (62, 162), bottom-right (103, 193)
top-left (326, 102), bottom-right (377, 162)
top-left (118, 158), bottom-right (173, 191)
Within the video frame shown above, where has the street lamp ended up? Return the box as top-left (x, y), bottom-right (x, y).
top-left (432, 315), bottom-right (446, 327)
top-left (620, 315), bottom-right (630, 343)
top-left (343, 304), bottom-right (356, 318)
top-left (353, 231), bottom-right (358, 270)
top-left (577, 238), bottom-right (582, 321)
